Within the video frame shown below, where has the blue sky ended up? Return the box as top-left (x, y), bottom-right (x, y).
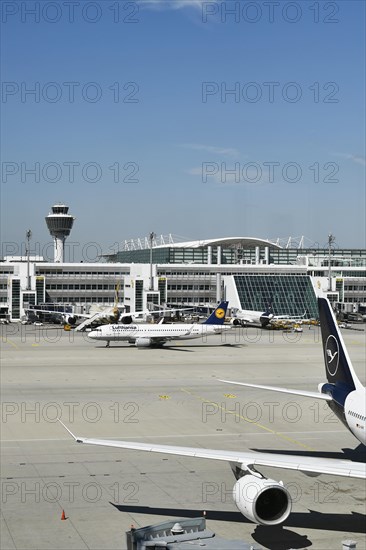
top-left (1, 0), bottom-right (365, 259)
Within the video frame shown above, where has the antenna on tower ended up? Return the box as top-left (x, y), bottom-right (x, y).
top-left (149, 231), bottom-right (156, 291)
top-left (26, 229), bottom-right (32, 290)
top-left (45, 203), bottom-right (75, 263)
top-left (327, 233), bottom-right (336, 292)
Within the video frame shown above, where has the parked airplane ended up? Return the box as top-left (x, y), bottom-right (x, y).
top-left (27, 305), bottom-right (119, 328)
top-left (231, 304), bottom-right (308, 328)
top-left (88, 301), bottom-right (230, 347)
top-left (230, 303), bottom-right (273, 327)
top-left (74, 306), bottom-right (190, 332)
top-left (27, 304), bottom-right (191, 331)
top-left (59, 297), bottom-right (365, 526)
top-left (27, 283), bottom-right (123, 327)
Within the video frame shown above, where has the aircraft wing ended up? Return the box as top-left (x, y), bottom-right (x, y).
top-left (75, 307), bottom-right (119, 331)
top-left (218, 379), bottom-right (333, 401)
top-left (59, 421), bottom-right (365, 479)
top-left (145, 307), bottom-right (194, 315)
top-left (26, 308), bottom-right (90, 319)
top-left (142, 328), bottom-right (194, 342)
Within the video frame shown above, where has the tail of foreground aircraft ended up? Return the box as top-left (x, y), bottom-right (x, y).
top-left (220, 297), bottom-right (365, 410)
top-left (318, 297), bottom-right (362, 391)
top-left (203, 301), bottom-right (229, 325)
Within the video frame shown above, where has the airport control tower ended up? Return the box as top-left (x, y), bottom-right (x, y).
top-left (45, 203), bottom-right (75, 263)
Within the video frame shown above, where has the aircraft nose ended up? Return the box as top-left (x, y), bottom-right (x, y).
top-left (88, 331), bottom-right (97, 339)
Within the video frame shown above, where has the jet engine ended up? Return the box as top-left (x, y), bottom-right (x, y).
top-left (230, 318), bottom-right (242, 326)
top-left (64, 315), bottom-right (77, 325)
top-left (259, 315), bottom-right (271, 327)
top-left (120, 315), bottom-right (133, 324)
top-left (135, 337), bottom-right (152, 348)
top-left (233, 474), bottom-right (291, 525)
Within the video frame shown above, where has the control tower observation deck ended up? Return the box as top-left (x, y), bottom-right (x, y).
top-left (45, 203), bottom-right (75, 263)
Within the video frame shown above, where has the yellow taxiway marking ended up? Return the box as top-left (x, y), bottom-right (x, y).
top-left (181, 387), bottom-right (315, 452)
top-left (224, 393), bottom-right (237, 398)
top-left (159, 395), bottom-right (171, 400)
top-left (32, 344), bottom-right (39, 347)
top-left (3, 339), bottom-right (19, 349)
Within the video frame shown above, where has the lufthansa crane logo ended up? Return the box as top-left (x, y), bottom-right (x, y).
top-left (215, 308), bottom-right (225, 319)
top-left (325, 335), bottom-right (339, 377)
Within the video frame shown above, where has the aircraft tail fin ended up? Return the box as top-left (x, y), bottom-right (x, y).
top-left (318, 298), bottom-right (361, 390)
top-left (261, 297), bottom-right (274, 320)
top-left (204, 301), bottom-right (229, 325)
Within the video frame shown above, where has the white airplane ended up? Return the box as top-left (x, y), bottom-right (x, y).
top-left (59, 298), bottom-right (365, 526)
top-left (230, 303), bottom-right (274, 327)
top-left (231, 304), bottom-right (308, 328)
top-left (27, 304), bottom-right (119, 328)
top-left (27, 304), bottom-right (191, 331)
top-left (74, 306), bottom-right (191, 332)
top-left (88, 301), bottom-right (230, 347)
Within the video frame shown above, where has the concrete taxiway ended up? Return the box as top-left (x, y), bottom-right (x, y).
top-left (1, 324), bottom-right (365, 549)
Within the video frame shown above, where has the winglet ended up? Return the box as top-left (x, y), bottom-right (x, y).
top-left (58, 419), bottom-right (83, 443)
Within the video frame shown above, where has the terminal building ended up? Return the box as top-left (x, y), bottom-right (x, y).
top-left (1, 205), bottom-right (365, 322)
top-left (1, 235), bottom-right (365, 323)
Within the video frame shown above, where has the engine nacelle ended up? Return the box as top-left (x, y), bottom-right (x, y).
top-left (120, 315), bottom-right (133, 324)
top-left (233, 475), bottom-right (291, 525)
top-left (259, 315), bottom-right (271, 327)
top-left (135, 337), bottom-right (152, 348)
top-left (230, 318), bottom-right (242, 326)
top-left (65, 315), bottom-right (77, 325)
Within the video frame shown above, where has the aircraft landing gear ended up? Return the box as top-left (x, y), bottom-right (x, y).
top-left (106, 341), bottom-right (110, 348)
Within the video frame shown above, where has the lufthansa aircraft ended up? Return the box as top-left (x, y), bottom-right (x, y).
top-left (88, 301), bottom-right (230, 347)
top-left (230, 303), bottom-right (274, 327)
top-left (231, 304), bottom-right (308, 328)
top-left (60, 298), bottom-right (365, 525)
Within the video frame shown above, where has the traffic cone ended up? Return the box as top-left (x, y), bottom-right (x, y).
top-left (61, 509), bottom-right (67, 520)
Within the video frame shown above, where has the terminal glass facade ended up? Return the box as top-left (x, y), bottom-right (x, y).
top-left (135, 280), bottom-right (144, 311)
top-left (234, 274), bottom-right (318, 317)
top-left (36, 277), bottom-right (45, 304)
top-left (11, 279), bottom-right (21, 319)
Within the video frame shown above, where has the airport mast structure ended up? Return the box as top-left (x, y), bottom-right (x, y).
top-left (149, 231), bottom-right (156, 291)
top-left (26, 229), bottom-right (32, 290)
top-left (45, 203), bottom-right (75, 263)
top-left (328, 233), bottom-right (336, 291)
